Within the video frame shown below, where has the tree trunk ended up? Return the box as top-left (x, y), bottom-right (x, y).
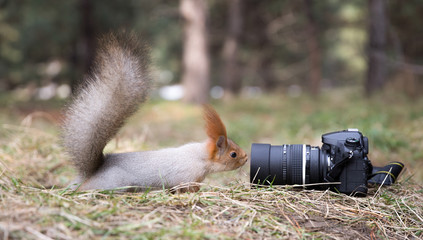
top-left (243, 0), bottom-right (276, 91)
top-left (180, 0), bottom-right (210, 104)
top-left (222, 0), bottom-right (242, 98)
top-left (366, 0), bottom-right (387, 96)
top-left (304, 0), bottom-right (321, 97)
top-left (80, 0), bottom-right (95, 74)
top-left (71, 0), bottom-right (95, 92)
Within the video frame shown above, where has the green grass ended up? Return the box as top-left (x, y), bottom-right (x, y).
top-left (0, 89), bottom-right (422, 239)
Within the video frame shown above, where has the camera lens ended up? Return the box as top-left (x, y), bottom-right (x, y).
top-left (250, 143), bottom-right (327, 186)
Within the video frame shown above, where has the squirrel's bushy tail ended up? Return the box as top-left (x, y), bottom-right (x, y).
top-left (62, 32), bottom-right (151, 178)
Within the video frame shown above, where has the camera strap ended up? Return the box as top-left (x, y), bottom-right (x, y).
top-left (325, 151), bottom-right (352, 182)
top-left (368, 162), bottom-right (404, 185)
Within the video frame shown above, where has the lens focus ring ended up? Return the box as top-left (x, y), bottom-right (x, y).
top-left (287, 145), bottom-right (303, 185)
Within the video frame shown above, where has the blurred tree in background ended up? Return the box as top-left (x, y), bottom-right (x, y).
top-left (0, 0), bottom-right (422, 102)
top-left (180, 0), bottom-right (209, 104)
top-left (366, 0), bottom-right (387, 96)
top-left (221, 0), bottom-right (242, 98)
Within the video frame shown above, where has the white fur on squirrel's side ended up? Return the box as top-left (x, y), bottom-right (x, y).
top-left (73, 142), bottom-right (227, 191)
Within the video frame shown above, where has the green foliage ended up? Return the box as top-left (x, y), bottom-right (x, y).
top-left (0, 0), bottom-right (183, 90)
top-left (0, 0), bottom-right (79, 87)
top-left (2, 0), bottom-right (422, 97)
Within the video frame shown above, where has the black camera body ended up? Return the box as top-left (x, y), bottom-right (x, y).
top-left (320, 129), bottom-right (371, 195)
top-left (250, 129), bottom-right (403, 196)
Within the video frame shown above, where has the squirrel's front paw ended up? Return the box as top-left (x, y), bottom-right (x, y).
top-left (170, 183), bottom-right (201, 194)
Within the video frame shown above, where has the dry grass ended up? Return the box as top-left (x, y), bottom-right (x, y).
top-left (1, 94), bottom-right (423, 239)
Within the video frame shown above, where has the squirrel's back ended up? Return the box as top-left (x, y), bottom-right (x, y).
top-left (62, 32), bottom-right (151, 178)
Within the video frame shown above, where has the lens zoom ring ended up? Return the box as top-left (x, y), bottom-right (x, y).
top-left (289, 145), bottom-right (303, 184)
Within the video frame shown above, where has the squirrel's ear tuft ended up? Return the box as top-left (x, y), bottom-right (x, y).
top-left (203, 105), bottom-right (228, 159)
top-left (203, 104), bottom-right (227, 142)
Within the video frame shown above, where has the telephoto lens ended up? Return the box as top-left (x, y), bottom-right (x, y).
top-left (250, 143), bottom-right (328, 186)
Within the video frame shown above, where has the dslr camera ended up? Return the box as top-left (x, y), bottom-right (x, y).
top-left (250, 129), bottom-right (404, 196)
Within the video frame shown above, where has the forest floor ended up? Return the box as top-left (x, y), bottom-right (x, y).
top-left (1, 89), bottom-right (422, 239)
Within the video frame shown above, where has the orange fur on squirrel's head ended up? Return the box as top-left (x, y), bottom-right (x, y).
top-left (203, 105), bottom-right (248, 172)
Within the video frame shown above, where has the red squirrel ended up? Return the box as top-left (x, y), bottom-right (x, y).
top-left (62, 33), bottom-right (248, 192)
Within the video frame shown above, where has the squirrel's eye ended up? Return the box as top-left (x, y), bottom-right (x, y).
top-left (230, 152), bottom-right (237, 158)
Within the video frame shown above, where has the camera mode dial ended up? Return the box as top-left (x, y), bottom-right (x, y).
top-left (345, 137), bottom-right (360, 147)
